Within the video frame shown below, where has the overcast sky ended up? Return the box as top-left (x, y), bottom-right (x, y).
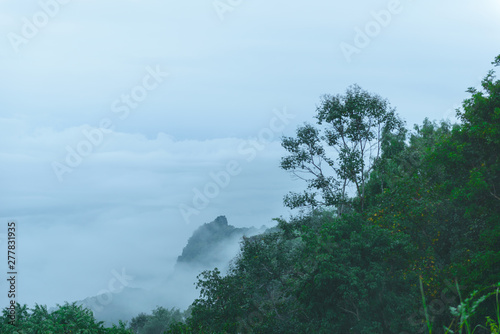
top-left (1, 0), bottom-right (499, 312)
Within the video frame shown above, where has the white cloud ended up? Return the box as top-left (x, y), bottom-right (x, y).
top-left (0, 118), bottom-right (298, 307)
top-left (0, 0), bottom-right (499, 315)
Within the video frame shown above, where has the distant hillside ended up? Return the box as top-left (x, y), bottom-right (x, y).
top-left (176, 215), bottom-right (265, 270)
top-left (78, 287), bottom-right (158, 327)
top-left (74, 215), bottom-right (267, 326)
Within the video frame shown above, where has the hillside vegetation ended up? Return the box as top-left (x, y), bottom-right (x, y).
top-left (166, 55), bottom-right (500, 334)
top-left (2, 55), bottom-right (499, 334)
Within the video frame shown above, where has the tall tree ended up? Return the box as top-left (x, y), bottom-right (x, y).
top-left (280, 84), bottom-right (404, 214)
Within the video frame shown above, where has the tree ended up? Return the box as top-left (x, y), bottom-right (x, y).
top-left (421, 54), bottom-right (500, 329)
top-left (0, 302), bottom-right (133, 333)
top-left (185, 268), bottom-right (244, 333)
top-left (294, 212), bottom-right (419, 333)
top-left (171, 55), bottom-right (500, 334)
top-left (129, 306), bottom-right (183, 334)
top-left (129, 313), bottom-right (148, 333)
top-left (280, 84), bottom-right (404, 214)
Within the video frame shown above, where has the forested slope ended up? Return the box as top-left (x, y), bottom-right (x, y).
top-left (166, 55), bottom-right (500, 334)
top-left (2, 55), bottom-right (498, 334)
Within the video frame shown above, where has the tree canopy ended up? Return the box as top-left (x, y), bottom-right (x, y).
top-left (165, 54), bottom-right (500, 333)
top-left (280, 84), bottom-right (405, 214)
top-left (6, 54), bottom-right (500, 334)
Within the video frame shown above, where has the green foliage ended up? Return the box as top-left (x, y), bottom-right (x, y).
top-left (172, 54), bottom-right (500, 333)
top-left (129, 306), bottom-right (183, 334)
top-left (0, 302), bottom-right (133, 333)
top-left (296, 212), bottom-right (419, 333)
top-left (129, 313), bottom-right (148, 333)
top-left (175, 227), bottom-right (307, 333)
top-left (21, 54), bottom-right (498, 334)
top-left (419, 282), bottom-right (500, 334)
top-left (172, 211), bottom-right (419, 333)
top-left (425, 55), bottom-right (500, 329)
top-left (280, 84), bottom-right (405, 214)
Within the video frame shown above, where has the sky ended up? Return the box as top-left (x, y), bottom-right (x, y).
top-left (0, 0), bottom-right (499, 315)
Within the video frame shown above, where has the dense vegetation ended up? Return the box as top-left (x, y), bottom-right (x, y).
top-left (0, 302), bottom-right (133, 333)
top-left (165, 55), bottom-right (500, 333)
top-left (2, 55), bottom-right (499, 333)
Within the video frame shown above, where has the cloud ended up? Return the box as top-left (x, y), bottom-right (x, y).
top-left (0, 0), bottom-right (499, 317)
top-left (0, 116), bottom-right (298, 308)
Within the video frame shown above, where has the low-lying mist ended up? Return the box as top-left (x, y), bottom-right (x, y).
top-left (77, 216), bottom-right (267, 326)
